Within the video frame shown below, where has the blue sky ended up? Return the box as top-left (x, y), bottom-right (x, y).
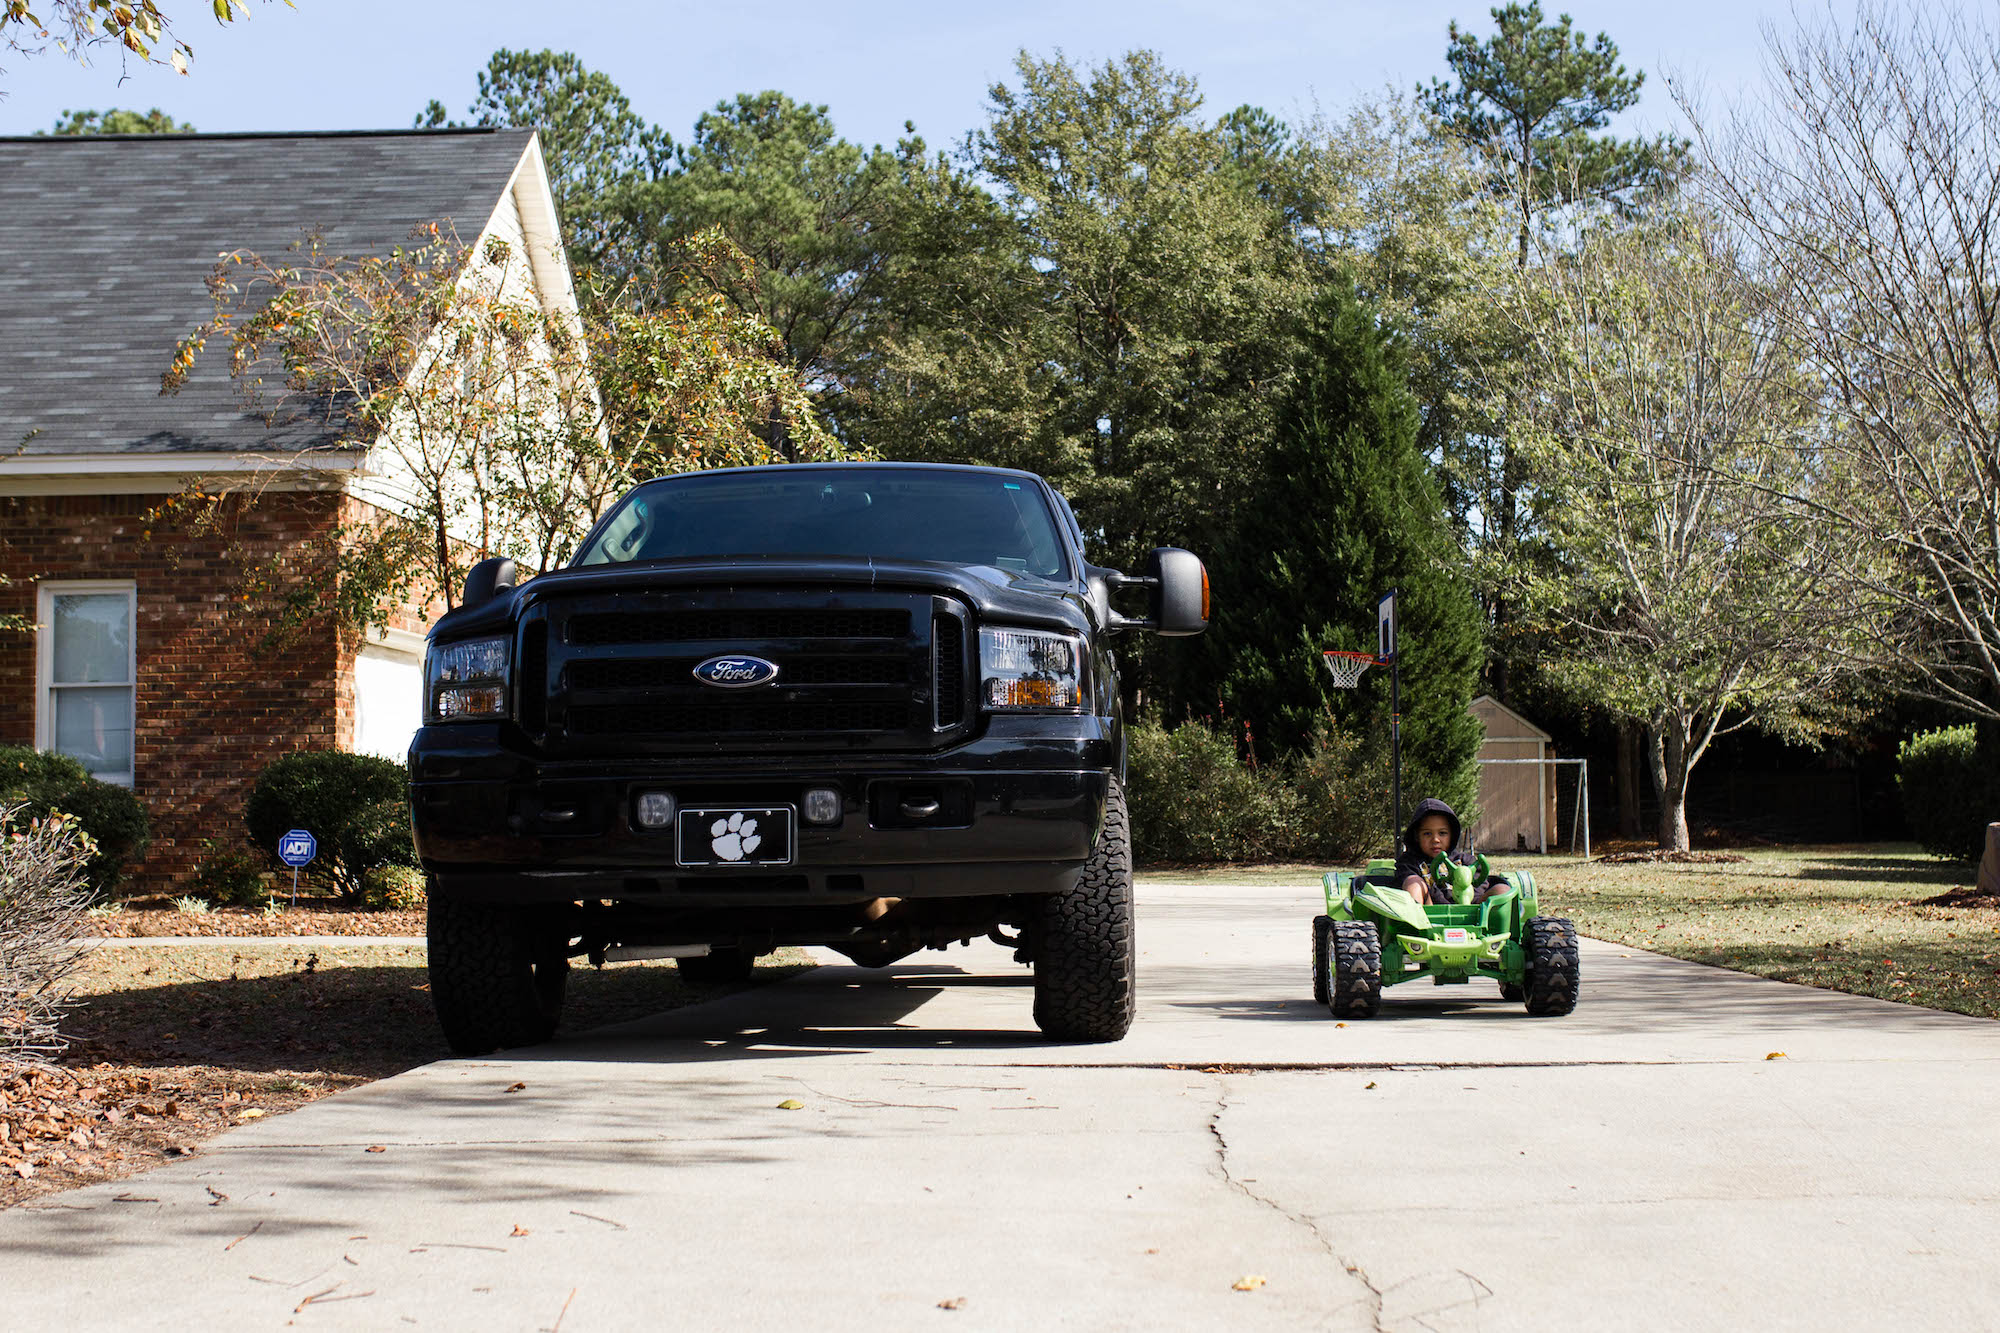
top-left (0, 1), bottom-right (1930, 147)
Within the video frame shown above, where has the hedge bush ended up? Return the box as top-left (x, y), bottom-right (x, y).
top-left (1897, 726), bottom-right (1995, 864)
top-left (0, 746), bottom-right (151, 895)
top-left (188, 838), bottom-right (273, 908)
top-left (244, 751), bottom-right (415, 900)
top-left (360, 864), bottom-right (427, 911)
top-left (1126, 716), bottom-right (1297, 862)
top-left (1280, 722), bottom-right (1399, 865)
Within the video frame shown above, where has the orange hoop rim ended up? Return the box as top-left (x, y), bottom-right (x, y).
top-left (1320, 649), bottom-right (1384, 664)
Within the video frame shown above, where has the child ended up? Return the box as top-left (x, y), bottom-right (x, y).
top-left (1394, 797), bottom-right (1483, 907)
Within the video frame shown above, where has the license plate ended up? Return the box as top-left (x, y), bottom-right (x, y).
top-left (676, 806), bottom-right (795, 867)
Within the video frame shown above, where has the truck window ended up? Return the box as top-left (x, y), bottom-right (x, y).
top-left (574, 469), bottom-right (1072, 579)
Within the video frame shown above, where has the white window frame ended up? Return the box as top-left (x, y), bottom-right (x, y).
top-left (36, 580), bottom-right (138, 787)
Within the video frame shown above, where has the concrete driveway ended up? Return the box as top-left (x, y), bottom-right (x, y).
top-left (5, 878), bottom-right (1998, 1331)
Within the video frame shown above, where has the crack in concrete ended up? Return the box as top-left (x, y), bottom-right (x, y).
top-left (1206, 1074), bottom-right (1386, 1332)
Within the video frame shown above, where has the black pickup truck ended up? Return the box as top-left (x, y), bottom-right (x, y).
top-left (409, 462), bottom-right (1206, 1052)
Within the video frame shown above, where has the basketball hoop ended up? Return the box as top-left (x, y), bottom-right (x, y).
top-left (1320, 649), bottom-right (1379, 690)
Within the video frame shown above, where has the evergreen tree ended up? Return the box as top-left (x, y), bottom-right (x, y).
top-left (1210, 284), bottom-right (1484, 818)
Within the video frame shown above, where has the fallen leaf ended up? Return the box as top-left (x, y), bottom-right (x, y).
top-left (1232, 1275), bottom-right (1267, 1291)
top-left (510, 1225), bottom-right (530, 1237)
top-left (1364, 1081), bottom-right (1376, 1090)
top-left (1334, 1022), bottom-right (1347, 1029)
top-left (937, 1297), bottom-right (967, 1310)
top-left (505, 1082), bottom-right (526, 1094)
top-left (12, 1162), bottom-right (31, 1179)
top-left (776, 1099), bottom-right (804, 1111)
top-left (365, 1145), bottom-right (386, 1153)
top-left (236, 1108), bottom-right (266, 1120)
top-left (1764, 1052), bottom-right (1787, 1061)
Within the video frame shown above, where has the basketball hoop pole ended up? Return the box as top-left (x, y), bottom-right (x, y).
top-left (1378, 588), bottom-right (1401, 839)
top-left (1391, 652), bottom-right (1401, 840)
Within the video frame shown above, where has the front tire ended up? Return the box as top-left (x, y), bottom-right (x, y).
top-left (1522, 917), bottom-right (1580, 1016)
top-left (1329, 920), bottom-right (1383, 1018)
top-left (1311, 915), bottom-right (1334, 1007)
top-left (427, 898), bottom-right (570, 1055)
top-left (1030, 776), bottom-right (1136, 1042)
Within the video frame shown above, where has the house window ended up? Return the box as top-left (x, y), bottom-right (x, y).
top-left (37, 582), bottom-right (137, 787)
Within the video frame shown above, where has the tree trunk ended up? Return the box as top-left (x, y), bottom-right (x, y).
top-left (1616, 719), bottom-right (1642, 838)
top-left (1649, 721), bottom-right (1692, 852)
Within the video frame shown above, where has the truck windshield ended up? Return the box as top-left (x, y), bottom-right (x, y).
top-left (574, 468), bottom-right (1072, 578)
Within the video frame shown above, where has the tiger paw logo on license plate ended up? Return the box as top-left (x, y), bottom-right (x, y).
top-left (710, 812), bottom-right (760, 861)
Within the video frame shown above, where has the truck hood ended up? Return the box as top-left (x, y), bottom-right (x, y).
top-left (428, 555), bottom-right (1095, 642)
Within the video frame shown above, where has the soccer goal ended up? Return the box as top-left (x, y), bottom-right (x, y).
top-left (1470, 756), bottom-right (1591, 857)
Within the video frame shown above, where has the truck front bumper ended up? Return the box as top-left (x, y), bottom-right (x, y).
top-left (411, 729), bottom-right (1111, 906)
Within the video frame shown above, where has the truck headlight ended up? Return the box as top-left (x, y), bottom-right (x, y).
top-left (427, 636), bottom-right (511, 721)
top-left (979, 627), bottom-right (1083, 711)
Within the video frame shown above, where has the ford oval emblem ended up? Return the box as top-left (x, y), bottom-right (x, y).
top-left (692, 655), bottom-right (781, 689)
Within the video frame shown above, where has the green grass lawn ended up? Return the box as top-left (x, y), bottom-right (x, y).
top-left (1145, 845), bottom-right (2000, 1019)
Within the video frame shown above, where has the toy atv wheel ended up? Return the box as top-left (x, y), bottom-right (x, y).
top-left (1329, 920), bottom-right (1382, 1018)
top-left (1522, 917), bottom-right (1580, 1016)
top-left (678, 948), bottom-right (757, 985)
top-left (1030, 776), bottom-right (1136, 1042)
top-left (427, 898), bottom-right (571, 1055)
top-left (1311, 915), bottom-right (1334, 1007)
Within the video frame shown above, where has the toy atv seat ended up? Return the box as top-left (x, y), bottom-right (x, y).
top-left (1309, 853), bottom-right (1579, 1019)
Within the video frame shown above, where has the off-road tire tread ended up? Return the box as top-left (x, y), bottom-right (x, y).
top-left (1523, 917), bottom-right (1580, 1016)
top-left (1330, 920), bottom-right (1383, 1018)
top-left (427, 897), bottom-right (569, 1055)
top-left (1311, 914), bottom-right (1334, 1007)
top-left (1031, 776), bottom-right (1136, 1042)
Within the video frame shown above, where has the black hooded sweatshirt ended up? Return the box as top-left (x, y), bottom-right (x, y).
top-left (1394, 798), bottom-right (1466, 895)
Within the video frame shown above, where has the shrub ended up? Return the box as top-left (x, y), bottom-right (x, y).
top-left (360, 864), bottom-right (427, 911)
top-left (0, 746), bottom-right (152, 895)
top-left (1126, 717), bottom-right (1299, 863)
top-left (1278, 722), bottom-right (1397, 864)
top-left (1897, 726), bottom-right (1995, 863)
top-left (244, 751), bottom-right (413, 900)
top-left (0, 806), bottom-right (95, 1063)
top-left (189, 838), bottom-right (272, 908)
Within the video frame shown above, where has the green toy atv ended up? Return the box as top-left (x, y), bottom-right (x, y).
top-left (1311, 853), bottom-right (1580, 1018)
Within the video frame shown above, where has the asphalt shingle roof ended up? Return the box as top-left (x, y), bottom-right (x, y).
top-left (0, 128), bottom-right (533, 459)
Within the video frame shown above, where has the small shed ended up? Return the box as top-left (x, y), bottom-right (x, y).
top-left (1467, 695), bottom-right (1556, 853)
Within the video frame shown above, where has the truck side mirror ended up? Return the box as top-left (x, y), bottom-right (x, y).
top-left (1146, 547), bottom-right (1208, 636)
top-left (461, 557), bottom-right (518, 611)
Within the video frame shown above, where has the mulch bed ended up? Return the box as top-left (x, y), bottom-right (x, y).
top-left (1596, 850), bottom-right (1750, 865)
top-left (1914, 886), bottom-right (2000, 911)
top-left (1, 1062), bottom-right (358, 1209)
top-left (88, 903), bottom-right (424, 937)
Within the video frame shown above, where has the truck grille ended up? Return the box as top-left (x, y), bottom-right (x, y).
top-left (568, 608), bottom-right (908, 644)
top-left (533, 590), bottom-right (969, 755)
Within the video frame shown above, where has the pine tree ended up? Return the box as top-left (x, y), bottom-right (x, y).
top-left (1209, 284), bottom-right (1484, 819)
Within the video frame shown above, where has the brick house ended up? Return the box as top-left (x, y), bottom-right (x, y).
top-left (0, 128), bottom-right (580, 888)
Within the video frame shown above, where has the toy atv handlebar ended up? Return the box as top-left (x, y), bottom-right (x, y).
top-left (1426, 851), bottom-right (1493, 905)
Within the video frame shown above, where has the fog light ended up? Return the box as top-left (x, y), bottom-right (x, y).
top-left (635, 791), bottom-right (676, 829)
top-left (802, 787), bottom-right (842, 825)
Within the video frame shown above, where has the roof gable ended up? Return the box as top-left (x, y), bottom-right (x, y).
top-left (1470, 694), bottom-right (1553, 742)
top-left (0, 129), bottom-right (537, 465)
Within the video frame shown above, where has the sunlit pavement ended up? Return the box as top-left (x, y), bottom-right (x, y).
top-left (8, 877), bottom-right (1999, 1331)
